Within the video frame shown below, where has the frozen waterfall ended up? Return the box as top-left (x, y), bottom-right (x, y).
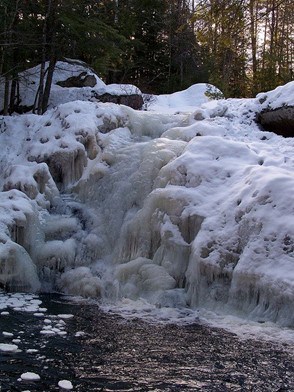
top-left (0, 98), bottom-right (294, 328)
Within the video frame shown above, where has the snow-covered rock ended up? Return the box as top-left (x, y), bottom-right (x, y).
top-left (257, 81), bottom-right (294, 109)
top-left (256, 81), bottom-right (294, 137)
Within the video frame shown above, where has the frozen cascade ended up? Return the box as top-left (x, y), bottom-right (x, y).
top-left (0, 99), bottom-right (294, 327)
top-left (0, 241), bottom-right (40, 291)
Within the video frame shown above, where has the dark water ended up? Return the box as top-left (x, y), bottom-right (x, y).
top-left (0, 294), bottom-right (293, 392)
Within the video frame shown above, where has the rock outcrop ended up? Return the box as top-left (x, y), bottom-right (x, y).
top-left (56, 71), bottom-right (97, 88)
top-left (257, 105), bottom-right (294, 138)
top-left (92, 91), bottom-right (144, 110)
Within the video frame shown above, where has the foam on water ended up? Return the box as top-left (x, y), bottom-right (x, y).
top-left (101, 298), bottom-right (294, 346)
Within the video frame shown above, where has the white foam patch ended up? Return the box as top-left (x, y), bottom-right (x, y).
top-left (198, 310), bottom-right (294, 346)
top-left (39, 315), bottom-right (69, 338)
top-left (12, 339), bottom-right (21, 343)
top-left (101, 299), bottom-right (294, 346)
top-left (0, 343), bottom-right (18, 352)
top-left (0, 293), bottom-right (44, 315)
top-left (3, 331), bottom-right (14, 337)
top-left (57, 314), bottom-right (74, 319)
top-left (75, 331), bottom-right (85, 337)
top-left (26, 349), bottom-right (39, 354)
top-left (58, 380), bottom-right (73, 390)
top-left (20, 372), bottom-right (41, 381)
top-left (40, 330), bottom-right (55, 336)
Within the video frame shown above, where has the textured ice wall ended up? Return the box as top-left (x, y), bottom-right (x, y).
top-left (0, 190), bottom-right (41, 291)
top-left (0, 102), bottom-right (188, 293)
top-left (162, 135), bottom-right (294, 326)
top-left (75, 101), bottom-right (293, 326)
top-left (0, 102), bottom-right (128, 290)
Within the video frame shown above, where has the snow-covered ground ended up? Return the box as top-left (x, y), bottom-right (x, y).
top-left (0, 79), bottom-right (294, 341)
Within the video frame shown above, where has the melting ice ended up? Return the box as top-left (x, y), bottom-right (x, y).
top-left (0, 84), bottom-right (294, 333)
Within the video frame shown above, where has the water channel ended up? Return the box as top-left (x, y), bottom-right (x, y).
top-left (0, 293), bottom-right (293, 392)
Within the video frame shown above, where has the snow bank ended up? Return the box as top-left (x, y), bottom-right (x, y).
top-left (147, 83), bottom-right (223, 113)
top-left (257, 81), bottom-right (294, 110)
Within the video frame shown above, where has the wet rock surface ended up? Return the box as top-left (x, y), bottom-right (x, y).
top-left (0, 296), bottom-right (293, 391)
top-left (56, 72), bottom-right (97, 88)
top-left (256, 105), bottom-right (294, 137)
top-left (92, 92), bottom-right (144, 110)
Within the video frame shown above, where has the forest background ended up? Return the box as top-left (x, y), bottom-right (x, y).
top-left (0, 0), bottom-right (293, 115)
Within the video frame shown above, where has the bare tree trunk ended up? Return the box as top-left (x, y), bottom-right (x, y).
top-left (37, 0), bottom-right (52, 114)
top-left (42, 56), bottom-right (56, 113)
top-left (41, 0), bottom-right (58, 114)
top-left (9, 77), bottom-right (17, 114)
top-left (3, 77), bottom-right (10, 116)
top-left (269, 0), bottom-right (276, 76)
top-left (249, 0), bottom-right (258, 94)
top-left (191, 0), bottom-right (195, 32)
top-left (37, 60), bottom-right (46, 114)
top-left (261, 0), bottom-right (269, 73)
top-left (1, 0), bottom-right (20, 114)
top-left (0, 47), bottom-right (4, 75)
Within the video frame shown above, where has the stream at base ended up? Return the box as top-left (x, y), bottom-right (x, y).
top-left (0, 293), bottom-right (293, 392)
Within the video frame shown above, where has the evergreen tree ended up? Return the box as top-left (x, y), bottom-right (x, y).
top-left (108, 0), bottom-right (170, 93)
top-left (255, 0), bottom-right (294, 92)
top-left (164, 0), bottom-right (206, 93)
top-left (192, 0), bottom-right (248, 97)
top-left (0, 0), bottom-right (39, 114)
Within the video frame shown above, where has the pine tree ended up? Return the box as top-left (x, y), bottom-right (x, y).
top-left (192, 0), bottom-right (248, 97)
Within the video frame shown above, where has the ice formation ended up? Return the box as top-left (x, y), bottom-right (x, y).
top-left (0, 82), bottom-right (294, 327)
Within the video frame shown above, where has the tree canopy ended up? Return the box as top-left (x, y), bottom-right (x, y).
top-left (0, 0), bottom-right (293, 114)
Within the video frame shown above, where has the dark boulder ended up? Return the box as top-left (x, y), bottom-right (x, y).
top-left (92, 92), bottom-right (144, 110)
top-left (257, 105), bottom-right (294, 138)
top-left (57, 71), bottom-right (97, 88)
